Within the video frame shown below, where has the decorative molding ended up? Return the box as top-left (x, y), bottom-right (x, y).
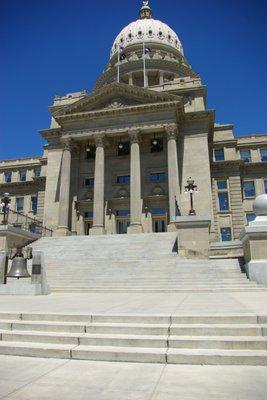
top-left (128, 129), bottom-right (140, 144)
top-left (165, 123), bottom-right (178, 140)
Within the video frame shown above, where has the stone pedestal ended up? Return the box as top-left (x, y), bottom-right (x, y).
top-left (0, 250), bottom-right (50, 295)
top-left (239, 194), bottom-right (267, 285)
top-left (171, 215), bottom-right (211, 258)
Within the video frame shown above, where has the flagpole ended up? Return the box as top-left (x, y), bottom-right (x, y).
top-left (143, 42), bottom-right (146, 88)
top-left (117, 49), bottom-right (120, 83)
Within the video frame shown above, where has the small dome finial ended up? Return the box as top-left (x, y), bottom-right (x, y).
top-left (139, 1), bottom-right (153, 19)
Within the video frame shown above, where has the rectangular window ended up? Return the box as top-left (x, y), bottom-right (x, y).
top-left (86, 145), bottom-right (96, 159)
top-left (84, 178), bottom-right (94, 188)
top-left (34, 168), bottom-right (41, 177)
top-left (116, 175), bottom-right (130, 185)
top-left (150, 172), bottom-right (166, 182)
top-left (240, 149), bottom-right (252, 163)
top-left (84, 211), bottom-right (93, 219)
top-left (220, 227), bottom-right (232, 242)
top-left (19, 170), bottom-right (27, 182)
top-left (116, 210), bottom-right (130, 217)
top-left (246, 213), bottom-right (256, 225)
top-left (16, 197), bottom-right (24, 212)
top-left (260, 148), bottom-right (267, 162)
top-left (151, 208), bottom-right (166, 215)
top-left (151, 137), bottom-right (163, 153)
top-left (218, 192), bottom-right (229, 211)
top-left (243, 181), bottom-right (256, 198)
top-left (214, 149), bottom-right (225, 161)
top-left (264, 180), bottom-right (267, 194)
top-left (117, 141), bottom-right (130, 156)
top-left (4, 171), bottom-right (12, 183)
top-left (31, 196), bottom-right (38, 213)
top-left (217, 180), bottom-right (227, 190)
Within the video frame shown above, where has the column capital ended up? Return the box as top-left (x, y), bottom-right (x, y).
top-left (94, 134), bottom-right (105, 148)
top-left (61, 137), bottom-right (73, 151)
top-left (165, 124), bottom-right (178, 141)
top-left (128, 129), bottom-right (141, 144)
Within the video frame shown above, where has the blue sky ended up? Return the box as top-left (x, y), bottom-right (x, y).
top-left (1, 0), bottom-right (266, 160)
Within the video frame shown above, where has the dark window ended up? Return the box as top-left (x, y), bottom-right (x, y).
top-left (29, 223), bottom-right (37, 234)
top-left (151, 208), bottom-right (166, 215)
top-left (220, 227), bottom-right (232, 242)
top-left (217, 180), bottom-right (227, 190)
top-left (240, 150), bottom-right (252, 163)
top-left (260, 148), bottom-right (267, 162)
top-left (116, 175), bottom-right (130, 185)
top-left (116, 210), bottom-right (130, 217)
top-left (34, 168), bottom-right (41, 177)
top-left (85, 178), bottom-right (94, 188)
top-left (214, 149), bottom-right (225, 161)
top-left (218, 192), bottom-right (229, 211)
top-left (4, 171), bottom-right (12, 183)
top-left (264, 180), bottom-right (267, 194)
top-left (19, 170), bottom-right (27, 182)
top-left (150, 172), bottom-right (166, 182)
top-left (246, 213), bottom-right (256, 225)
top-left (84, 211), bottom-right (93, 219)
top-left (117, 141), bottom-right (130, 156)
top-left (86, 145), bottom-right (96, 159)
top-left (16, 197), bottom-right (24, 212)
top-left (31, 196), bottom-right (38, 213)
top-left (151, 137), bottom-right (163, 153)
top-left (243, 181), bottom-right (255, 198)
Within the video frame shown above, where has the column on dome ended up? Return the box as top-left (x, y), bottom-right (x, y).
top-left (166, 124), bottom-right (180, 225)
top-left (127, 130), bottom-right (143, 234)
top-left (57, 137), bottom-right (72, 236)
top-left (90, 134), bottom-right (106, 235)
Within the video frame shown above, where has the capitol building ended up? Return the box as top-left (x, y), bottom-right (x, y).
top-left (1, 1), bottom-right (266, 253)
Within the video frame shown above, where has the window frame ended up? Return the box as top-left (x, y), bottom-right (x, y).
top-left (243, 180), bottom-right (256, 199)
top-left (16, 197), bottom-right (24, 213)
top-left (116, 175), bottom-right (130, 185)
top-left (19, 170), bottom-right (27, 182)
top-left (218, 191), bottom-right (230, 212)
top-left (260, 148), bottom-right (267, 162)
top-left (220, 227), bottom-right (232, 242)
top-left (31, 196), bottom-right (38, 214)
top-left (4, 171), bottom-right (12, 183)
top-left (149, 172), bottom-right (166, 183)
top-left (84, 177), bottom-right (94, 188)
top-left (240, 149), bottom-right (252, 163)
top-left (246, 212), bottom-right (256, 225)
top-left (214, 148), bottom-right (225, 162)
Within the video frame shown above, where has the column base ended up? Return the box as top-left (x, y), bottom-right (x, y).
top-left (89, 226), bottom-right (106, 236)
top-left (127, 224), bottom-right (143, 234)
top-left (55, 227), bottom-right (71, 237)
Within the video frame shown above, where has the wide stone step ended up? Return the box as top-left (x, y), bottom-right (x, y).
top-left (51, 287), bottom-right (267, 293)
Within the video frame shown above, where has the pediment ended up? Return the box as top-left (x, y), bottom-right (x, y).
top-left (52, 82), bottom-right (181, 118)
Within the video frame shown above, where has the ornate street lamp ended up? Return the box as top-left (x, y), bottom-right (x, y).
top-left (185, 178), bottom-right (198, 215)
top-left (1, 193), bottom-right (11, 225)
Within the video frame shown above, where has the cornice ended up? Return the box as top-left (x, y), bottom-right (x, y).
top-left (212, 139), bottom-right (238, 147)
top-left (55, 100), bottom-right (183, 124)
top-left (0, 177), bottom-right (46, 189)
top-left (211, 160), bottom-right (243, 170)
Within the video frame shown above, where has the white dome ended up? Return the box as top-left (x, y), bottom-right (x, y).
top-left (110, 18), bottom-right (184, 59)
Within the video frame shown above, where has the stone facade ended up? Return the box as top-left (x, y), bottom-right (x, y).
top-left (1, 2), bottom-right (266, 245)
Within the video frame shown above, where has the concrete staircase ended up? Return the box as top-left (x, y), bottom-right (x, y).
top-left (0, 312), bottom-right (267, 365)
top-left (31, 233), bottom-right (266, 292)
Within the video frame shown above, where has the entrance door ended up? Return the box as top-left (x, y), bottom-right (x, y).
top-left (153, 218), bottom-right (166, 233)
top-left (117, 219), bottom-right (130, 234)
top-left (85, 221), bottom-right (93, 235)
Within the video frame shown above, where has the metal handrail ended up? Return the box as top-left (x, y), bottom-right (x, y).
top-left (0, 209), bottom-right (53, 237)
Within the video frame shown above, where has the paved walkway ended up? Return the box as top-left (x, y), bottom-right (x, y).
top-left (0, 292), bottom-right (266, 315)
top-left (0, 355), bottom-right (266, 400)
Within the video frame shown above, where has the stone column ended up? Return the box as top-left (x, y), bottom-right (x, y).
top-left (127, 130), bottom-right (143, 234)
top-left (57, 138), bottom-right (72, 236)
top-left (166, 124), bottom-right (180, 226)
top-left (90, 135), bottom-right (106, 235)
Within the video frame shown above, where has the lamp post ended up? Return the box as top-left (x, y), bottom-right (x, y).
top-left (1, 193), bottom-right (11, 225)
top-left (185, 178), bottom-right (198, 216)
